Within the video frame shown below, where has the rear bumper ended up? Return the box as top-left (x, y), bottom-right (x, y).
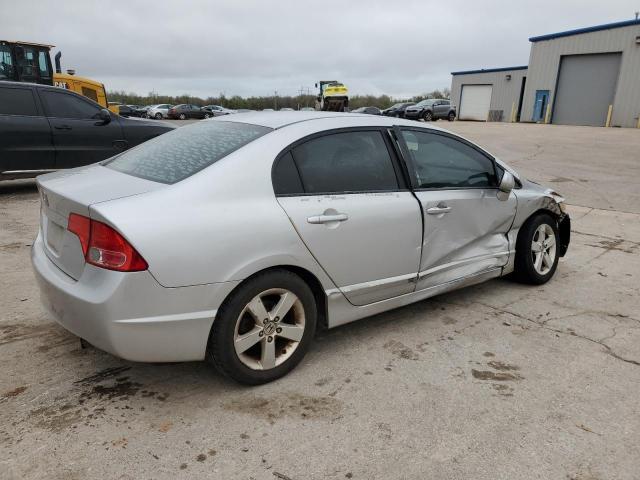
top-left (31, 232), bottom-right (239, 362)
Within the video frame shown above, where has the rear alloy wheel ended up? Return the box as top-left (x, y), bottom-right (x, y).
top-left (514, 213), bottom-right (560, 284)
top-left (179, 113), bottom-right (186, 120)
top-left (448, 112), bottom-right (456, 121)
top-left (207, 270), bottom-right (317, 384)
top-left (204, 113), bottom-right (211, 119)
top-left (423, 111), bottom-right (433, 121)
top-left (154, 113), bottom-right (163, 120)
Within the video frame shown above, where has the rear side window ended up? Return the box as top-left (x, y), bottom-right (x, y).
top-left (290, 131), bottom-right (399, 194)
top-left (106, 121), bottom-right (271, 184)
top-left (40, 90), bottom-right (101, 119)
top-left (0, 87), bottom-right (38, 116)
top-left (273, 152), bottom-right (304, 195)
top-left (401, 130), bottom-right (497, 189)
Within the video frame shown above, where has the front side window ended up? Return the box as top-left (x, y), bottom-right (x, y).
top-left (401, 130), bottom-right (497, 189)
top-left (0, 87), bottom-right (38, 116)
top-left (106, 121), bottom-right (271, 184)
top-left (290, 131), bottom-right (399, 194)
top-left (40, 90), bottom-right (101, 119)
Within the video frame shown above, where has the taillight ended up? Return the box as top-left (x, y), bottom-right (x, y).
top-left (67, 214), bottom-right (148, 272)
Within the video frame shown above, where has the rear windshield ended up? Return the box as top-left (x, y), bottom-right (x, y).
top-left (105, 121), bottom-right (271, 184)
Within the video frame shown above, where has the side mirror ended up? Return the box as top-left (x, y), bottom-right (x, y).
top-left (95, 108), bottom-right (111, 125)
top-left (497, 171), bottom-right (515, 201)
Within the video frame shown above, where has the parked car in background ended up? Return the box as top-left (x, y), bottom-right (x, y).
top-left (381, 102), bottom-right (415, 118)
top-left (300, 107), bottom-right (315, 111)
top-left (31, 112), bottom-right (569, 384)
top-left (279, 107), bottom-right (294, 111)
top-left (117, 105), bottom-right (148, 118)
top-left (236, 109), bottom-right (255, 113)
top-left (147, 104), bottom-right (173, 119)
top-left (203, 105), bottom-right (236, 117)
top-left (351, 106), bottom-right (381, 115)
top-left (404, 99), bottom-right (456, 121)
top-left (168, 104), bottom-right (207, 120)
top-left (132, 105), bottom-right (151, 118)
top-left (0, 82), bottom-right (174, 180)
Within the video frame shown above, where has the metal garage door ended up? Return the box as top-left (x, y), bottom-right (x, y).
top-left (459, 85), bottom-right (492, 121)
top-left (553, 53), bottom-right (621, 126)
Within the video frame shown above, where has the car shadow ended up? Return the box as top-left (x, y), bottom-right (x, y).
top-left (0, 179), bottom-right (38, 195)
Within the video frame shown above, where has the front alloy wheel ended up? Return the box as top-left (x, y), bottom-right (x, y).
top-left (531, 224), bottom-right (556, 276)
top-left (514, 213), bottom-right (560, 284)
top-left (424, 111), bottom-right (433, 121)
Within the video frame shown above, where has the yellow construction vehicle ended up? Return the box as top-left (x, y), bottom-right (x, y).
top-left (0, 40), bottom-right (118, 113)
top-left (315, 80), bottom-right (349, 111)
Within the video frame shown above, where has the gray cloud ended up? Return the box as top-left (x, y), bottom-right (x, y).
top-left (4, 0), bottom-right (636, 98)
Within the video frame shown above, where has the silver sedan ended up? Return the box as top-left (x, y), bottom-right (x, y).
top-left (32, 112), bottom-right (570, 384)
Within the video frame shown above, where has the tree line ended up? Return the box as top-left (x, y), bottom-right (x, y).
top-left (107, 89), bottom-right (451, 110)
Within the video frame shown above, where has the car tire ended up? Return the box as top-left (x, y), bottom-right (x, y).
top-left (513, 213), bottom-right (560, 285)
top-left (207, 269), bottom-right (317, 385)
top-left (423, 111), bottom-right (433, 121)
top-left (448, 112), bottom-right (456, 122)
top-left (154, 113), bottom-right (163, 120)
top-left (204, 113), bottom-right (211, 119)
top-left (179, 113), bottom-right (186, 120)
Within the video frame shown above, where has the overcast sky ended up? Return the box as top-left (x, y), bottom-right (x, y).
top-left (3, 0), bottom-right (638, 98)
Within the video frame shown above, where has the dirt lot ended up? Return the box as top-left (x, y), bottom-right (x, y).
top-left (1, 122), bottom-right (639, 480)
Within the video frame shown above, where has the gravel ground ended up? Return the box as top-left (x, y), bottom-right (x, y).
top-left (1, 122), bottom-right (639, 480)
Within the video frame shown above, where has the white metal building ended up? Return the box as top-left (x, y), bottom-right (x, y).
top-left (450, 19), bottom-right (640, 127)
top-left (451, 67), bottom-right (528, 122)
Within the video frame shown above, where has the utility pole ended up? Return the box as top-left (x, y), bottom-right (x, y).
top-left (274, 90), bottom-right (278, 110)
top-left (636, 11), bottom-right (639, 20)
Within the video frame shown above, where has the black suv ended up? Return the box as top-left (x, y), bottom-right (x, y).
top-left (0, 82), bottom-right (174, 180)
top-left (404, 99), bottom-right (456, 121)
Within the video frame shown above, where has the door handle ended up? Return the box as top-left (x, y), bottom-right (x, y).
top-left (307, 213), bottom-right (349, 224)
top-left (54, 125), bottom-right (72, 130)
top-left (426, 206), bottom-right (451, 215)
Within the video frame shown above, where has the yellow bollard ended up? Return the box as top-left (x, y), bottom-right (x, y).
top-left (636, 116), bottom-right (640, 129)
top-left (605, 105), bottom-right (613, 127)
top-left (510, 102), bottom-right (516, 123)
top-left (544, 103), bottom-right (552, 124)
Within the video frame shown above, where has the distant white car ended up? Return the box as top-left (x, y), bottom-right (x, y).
top-left (203, 105), bottom-right (236, 116)
top-left (147, 104), bottom-right (173, 120)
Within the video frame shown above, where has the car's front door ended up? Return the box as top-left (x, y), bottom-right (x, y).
top-left (274, 129), bottom-right (423, 306)
top-left (397, 128), bottom-right (517, 290)
top-left (38, 89), bottom-right (125, 168)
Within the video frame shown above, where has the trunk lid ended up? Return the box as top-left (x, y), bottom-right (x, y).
top-left (36, 165), bottom-right (162, 279)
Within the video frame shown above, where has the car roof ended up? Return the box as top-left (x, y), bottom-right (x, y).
top-left (213, 111), bottom-right (447, 131)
